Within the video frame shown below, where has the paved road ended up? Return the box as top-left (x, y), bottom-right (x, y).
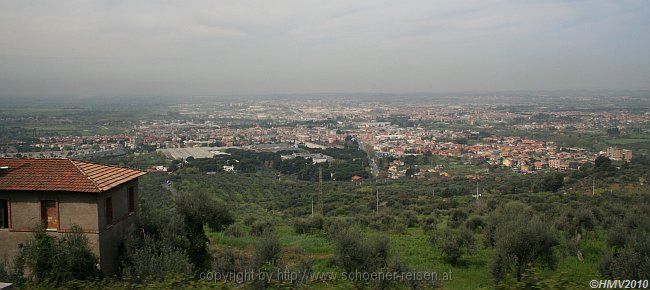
top-left (358, 141), bottom-right (379, 178)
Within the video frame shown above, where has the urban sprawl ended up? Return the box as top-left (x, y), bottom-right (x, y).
top-left (2, 98), bottom-right (644, 179)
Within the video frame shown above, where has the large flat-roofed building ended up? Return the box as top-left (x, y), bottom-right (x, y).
top-left (0, 158), bottom-right (146, 276)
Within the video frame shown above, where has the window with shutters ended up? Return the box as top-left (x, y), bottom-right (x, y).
top-left (40, 200), bottom-right (58, 230)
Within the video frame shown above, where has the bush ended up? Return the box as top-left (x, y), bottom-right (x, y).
top-left (250, 220), bottom-right (275, 237)
top-left (391, 222), bottom-right (407, 234)
top-left (243, 216), bottom-right (257, 226)
top-left (251, 232), bottom-right (281, 268)
top-left (606, 223), bottom-right (627, 248)
top-left (17, 228), bottom-right (55, 281)
top-left (490, 216), bottom-right (559, 282)
top-left (369, 212), bottom-right (406, 233)
top-left (600, 229), bottom-right (650, 280)
top-left (54, 227), bottom-right (102, 281)
top-left (401, 210), bottom-right (418, 228)
top-left (176, 191), bottom-right (235, 270)
top-left (122, 190), bottom-right (208, 279)
top-left (291, 258), bottom-right (314, 287)
top-left (484, 202), bottom-right (533, 247)
top-left (386, 256), bottom-right (421, 289)
top-left (0, 259), bottom-right (9, 281)
top-left (433, 227), bottom-right (476, 265)
top-left (333, 226), bottom-right (389, 273)
top-left (224, 224), bottom-right (247, 238)
top-left (465, 216), bottom-right (486, 231)
top-left (421, 215), bottom-right (438, 233)
top-left (18, 225), bottom-right (100, 283)
top-left (449, 209), bottom-right (468, 228)
top-left (293, 215), bottom-right (325, 234)
top-left (0, 257), bottom-right (23, 285)
top-left (325, 217), bottom-right (353, 238)
top-left (556, 207), bottom-right (596, 235)
top-left (212, 247), bottom-right (247, 275)
top-left (122, 234), bottom-right (193, 282)
top-left (176, 190), bottom-right (234, 232)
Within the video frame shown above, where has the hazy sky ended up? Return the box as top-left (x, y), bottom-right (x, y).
top-left (1, 1), bottom-right (649, 97)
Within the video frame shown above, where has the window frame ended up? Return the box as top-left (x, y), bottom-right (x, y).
top-left (105, 195), bottom-right (113, 228)
top-left (40, 199), bottom-right (59, 231)
top-left (127, 186), bottom-right (135, 215)
top-left (0, 199), bottom-right (10, 229)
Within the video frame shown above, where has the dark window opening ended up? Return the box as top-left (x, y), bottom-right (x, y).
top-left (128, 186), bottom-right (135, 214)
top-left (105, 196), bottom-right (113, 226)
top-left (0, 199), bottom-right (8, 229)
top-left (41, 200), bottom-right (58, 230)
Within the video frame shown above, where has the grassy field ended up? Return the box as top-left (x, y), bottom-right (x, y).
top-left (605, 138), bottom-right (650, 145)
top-left (605, 137), bottom-right (650, 155)
top-left (113, 162), bottom-right (649, 289)
top-left (205, 220), bottom-right (603, 289)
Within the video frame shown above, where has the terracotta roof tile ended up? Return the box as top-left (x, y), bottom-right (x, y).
top-left (0, 158), bottom-right (146, 193)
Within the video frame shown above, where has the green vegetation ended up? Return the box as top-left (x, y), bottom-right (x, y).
top-left (102, 154), bottom-right (644, 289)
top-left (2, 145), bottom-right (648, 288)
top-left (605, 138), bottom-right (650, 145)
top-left (181, 138), bottom-right (370, 181)
top-left (0, 226), bottom-right (100, 286)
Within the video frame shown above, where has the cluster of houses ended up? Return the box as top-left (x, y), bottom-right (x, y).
top-left (370, 134), bottom-right (600, 174)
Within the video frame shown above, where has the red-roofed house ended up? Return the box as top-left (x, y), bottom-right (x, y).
top-left (0, 158), bottom-right (146, 276)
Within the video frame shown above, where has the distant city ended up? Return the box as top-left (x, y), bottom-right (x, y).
top-left (2, 96), bottom-right (645, 179)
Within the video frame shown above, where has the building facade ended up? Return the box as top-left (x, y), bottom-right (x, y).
top-left (605, 147), bottom-right (633, 162)
top-left (0, 158), bottom-right (146, 276)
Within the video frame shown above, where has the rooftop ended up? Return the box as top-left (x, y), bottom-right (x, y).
top-left (0, 158), bottom-right (146, 193)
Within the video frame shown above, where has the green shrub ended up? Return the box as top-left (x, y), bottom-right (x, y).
top-left (0, 259), bottom-right (8, 281)
top-left (224, 224), bottom-right (247, 238)
top-left (333, 226), bottom-right (389, 273)
top-left (176, 190), bottom-right (235, 270)
top-left (325, 217), bottom-right (353, 238)
top-left (291, 258), bottom-right (313, 287)
top-left (391, 222), bottom-right (407, 234)
top-left (421, 215), bottom-right (438, 233)
top-left (369, 212), bottom-right (406, 233)
top-left (176, 190), bottom-right (234, 232)
top-left (250, 220), bottom-right (275, 237)
top-left (293, 215), bottom-right (325, 234)
top-left (600, 229), bottom-right (650, 280)
top-left (243, 216), bottom-right (257, 226)
top-left (18, 225), bottom-right (100, 283)
top-left (449, 209), bottom-right (468, 228)
top-left (484, 202), bottom-right (533, 247)
top-left (386, 256), bottom-right (421, 289)
top-left (251, 232), bottom-right (281, 268)
top-left (54, 227), bottom-right (102, 281)
top-left (556, 207), bottom-right (596, 235)
top-left (212, 247), bottom-right (247, 275)
top-left (433, 227), bottom-right (476, 265)
top-left (465, 216), bottom-right (486, 231)
top-left (606, 223), bottom-right (627, 248)
top-left (401, 210), bottom-right (418, 228)
top-left (0, 257), bottom-right (23, 285)
top-left (490, 216), bottom-right (559, 282)
top-left (122, 234), bottom-right (193, 282)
